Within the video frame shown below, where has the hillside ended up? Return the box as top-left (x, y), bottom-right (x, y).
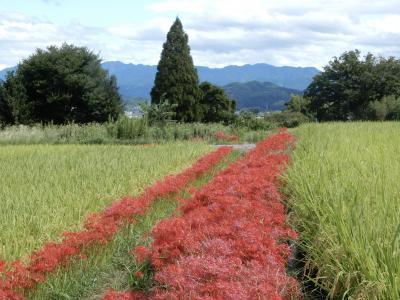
top-left (223, 81), bottom-right (302, 111)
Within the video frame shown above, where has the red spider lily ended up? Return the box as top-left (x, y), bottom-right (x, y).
top-left (134, 271), bottom-right (144, 279)
top-left (0, 147), bottom-right (231, 298)
top-left (124, 129), bottom-right (301, 299)
top-left (102, 289), bottom-right (146, 300)
top-left (132, 246), bottom-right (151, 265)
top-left (213, 131), bottom-right (239, 142)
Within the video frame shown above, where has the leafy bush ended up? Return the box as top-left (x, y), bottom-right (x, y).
top-left (264, 111), bottom-right (310, 128)
top-left (367, 95), bottom-right (400, 120)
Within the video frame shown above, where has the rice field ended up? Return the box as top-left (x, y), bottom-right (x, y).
top-left (2, 122), bottom-right (400, 299)
top-left (0, 142), bottom-right (211, 261)
top-left (286, 122), bottom-right (400, 299)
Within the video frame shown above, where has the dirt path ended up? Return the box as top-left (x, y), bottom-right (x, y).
top-left (213, 144), bottom-right (256, 152)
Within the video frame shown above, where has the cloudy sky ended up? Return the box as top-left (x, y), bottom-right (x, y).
top-left (1, 0), bottom-right (399, 70)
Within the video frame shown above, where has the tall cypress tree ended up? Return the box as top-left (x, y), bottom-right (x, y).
top-left (151, 18), bottom-right (203, 122)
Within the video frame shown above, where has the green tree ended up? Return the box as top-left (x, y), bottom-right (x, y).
top-left (151, 18), bottom-right (203, 122)
top-left (0, 80), bottom-right (13, 124)
top-left (285, 95), bottom-right (310, 116)
top-left (367, 95), bottom-right (400, 120)
top-left (305, 50), bottom-right (400, 121)
top-left (2, 43), bottom-right (122, 124)
top-left (199, 81), bottom-right (236, 123)
top-left (2, 72), bottom-right (32, 124)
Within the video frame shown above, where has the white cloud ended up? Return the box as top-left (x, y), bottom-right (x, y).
top-left (1, 0), bottom-right (400, 69)
top-left (144, 0), bottom-right (400, 67)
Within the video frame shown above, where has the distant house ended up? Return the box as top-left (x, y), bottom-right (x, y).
top-left (124, 105), bottom-right (143, 118)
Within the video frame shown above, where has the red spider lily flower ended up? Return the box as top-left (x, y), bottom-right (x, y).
top-left (214, 131), bottom-right (240, 142)
top-left (102, 289), bottom-right (146, 300)
top-left (133, 246), bottom-right (151, 264)
top-left (126, 129), bottom-right (301, 299)
top-left (134, 271), bottom-right (144, 279)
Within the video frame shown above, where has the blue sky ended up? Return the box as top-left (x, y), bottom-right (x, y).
top-left (0, 0), bottom-right (399, 69)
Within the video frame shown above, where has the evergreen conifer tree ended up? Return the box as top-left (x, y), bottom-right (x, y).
top-left (151, 18), bottom-right (203, 122)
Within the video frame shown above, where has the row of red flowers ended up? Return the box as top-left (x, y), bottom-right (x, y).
top-left (213, 131), bottom-right (240, 142)
top-left (104, 129), bottom-right (301, 299)
top-left (0, 146), bottom-right (232, 300)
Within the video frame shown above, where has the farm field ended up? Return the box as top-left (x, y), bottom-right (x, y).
top-left (286, 122), bottom-right (400, 299)
top-left (0, 142), bottom-right (211, 261)
top-left (2, 123), bottom-right (399, 299)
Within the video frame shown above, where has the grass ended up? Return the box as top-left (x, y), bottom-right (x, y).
top-left (27, 150), bottom-right (241, 299)
top-left (0, 142), bottom-right (211, 261)
top-left (285, 122), bottom-right (400, 299)
top-left (0, 120), bottom-right (269, 145)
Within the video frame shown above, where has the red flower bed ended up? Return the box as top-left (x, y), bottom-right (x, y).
top-left (107, 129), bottom-right (300, 299)
top-left (213, 131), bottom-right (239, 142)
top-left (0, 147), bottom-right (231, 299)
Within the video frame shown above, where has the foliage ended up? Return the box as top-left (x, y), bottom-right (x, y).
top-left (127, 130), bottom-right (300, 299)
top-left (285, 94), bottom-right (311, 116)
top-left (107, 116), bottom-right (148, 139)
top-left (151, 18), bottom-right (203, 122)
top-left (0, 81), bottom-right (13, 125)
top-left (234, 110), bottom-right (274, 130)
top-left (305, 50), bottom-right (400, 121)
top-left (286, 122), bottom-right (400, 299)
top-left (2, 72), bottom-right (31, 124)
top-left (264, 111), bottom-right (310, 128)
top-left (1, 44), bottom-right (122, 125)
top-left (366, 95), bottom-right (400, 120)
top-left (140, 99), bottom-right (176, 126)
top-left (199, 81), bottom-right (236, 123)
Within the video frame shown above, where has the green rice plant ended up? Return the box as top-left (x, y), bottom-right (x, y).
top-left (285, 122), bottom-right (400, 299)
top-left (0, 142), bottom-right (211, 261)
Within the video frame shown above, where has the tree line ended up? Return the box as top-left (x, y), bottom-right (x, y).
top-left (286, 50), bottom-right (400, 121)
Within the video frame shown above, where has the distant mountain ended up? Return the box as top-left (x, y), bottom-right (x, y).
top-left (100, 61), bottom-right (319, 99)
top-left (101, 62), bottom-right (156, 101)
top-left (197, 64), bottom-right (319, 90)
top-left (223, 81), bottom-right (302, 111)
top-left (0, 62), bottom-right (317, 111)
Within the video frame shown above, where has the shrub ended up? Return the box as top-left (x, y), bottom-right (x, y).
top-left (264, 111), bottom-right (310, 128)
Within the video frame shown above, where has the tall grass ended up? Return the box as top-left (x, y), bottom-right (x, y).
top-left (285, 122), bottom-right (400, 299)
top-left (0, 142), bottom-right (211, 261)
top-left (0, 119), bottom-right (269, 145)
